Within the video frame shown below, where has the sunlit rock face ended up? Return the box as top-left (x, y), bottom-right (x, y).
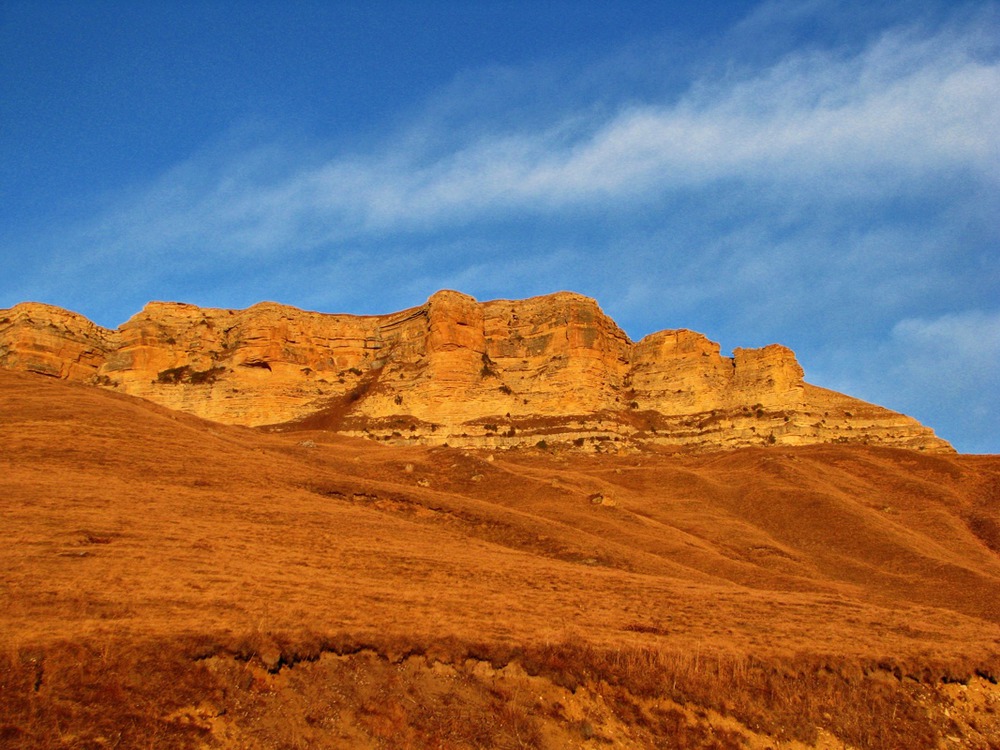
top-left (0, 292), bottom-right (953, 452)
top-left (0, 303), bottom-right (113, 382)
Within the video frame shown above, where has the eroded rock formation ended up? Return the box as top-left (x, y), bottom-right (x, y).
top-left (0, 291), bottom-right (953, 452)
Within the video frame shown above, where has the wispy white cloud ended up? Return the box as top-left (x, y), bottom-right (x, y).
top-left (891, 310), bottom-right (1000, 394)
top-left (56, 8), bottom-right (997, 267)
top-left (813, 309), bottom-right (1000, 452)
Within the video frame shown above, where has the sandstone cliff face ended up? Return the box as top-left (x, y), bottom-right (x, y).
top-left (0, 303), bottom-right (113, 382)
top-left (0, 292), bottom-right (953, 452)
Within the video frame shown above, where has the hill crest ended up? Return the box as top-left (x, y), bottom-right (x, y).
top-left (0, 290), bottom-right (952, 452)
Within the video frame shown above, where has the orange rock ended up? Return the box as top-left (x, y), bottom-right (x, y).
top-left (0, 292), bottom-right (953, 452)
top-left (0, 302), bottom-right (112, 381)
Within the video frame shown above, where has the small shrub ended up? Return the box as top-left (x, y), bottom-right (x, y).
top-left (156, 365), bottom-right (191, 384)
top-left (480, 352), bottom-right (498, 378)
top-left (188, 366), bottom-right (226, 385)
top-left (156, 365), bottom-right (225, 385)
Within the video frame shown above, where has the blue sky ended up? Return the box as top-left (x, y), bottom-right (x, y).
top-left (2, 1), bottom-right (998, 452)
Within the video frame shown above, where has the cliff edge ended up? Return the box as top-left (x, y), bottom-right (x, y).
top-left (0, 291), bottom-right (952, 452)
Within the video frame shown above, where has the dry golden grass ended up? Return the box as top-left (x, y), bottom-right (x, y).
top-left (1, 369), bottom-right (999, 748)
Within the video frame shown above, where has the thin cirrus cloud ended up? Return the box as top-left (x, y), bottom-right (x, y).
top-left (293, 35), bottom-right (996, 229)
top-left (61, 12), bottom-right (998, 271)
top-left (814, 310), bottom-right (1000, 454)
top-left (893, 310), bottom-right (1000, 375)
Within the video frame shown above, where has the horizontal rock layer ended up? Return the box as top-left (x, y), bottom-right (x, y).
top-left (0, 291), bottom-right (952, 452)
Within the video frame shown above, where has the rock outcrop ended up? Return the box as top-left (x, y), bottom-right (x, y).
top-left (0, 291), bottom-right (953, 452)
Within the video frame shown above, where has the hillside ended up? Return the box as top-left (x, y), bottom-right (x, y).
top-left (1, 368), bottom-right (998, 749)
top-left (0, 291), bottom-right (951, 452)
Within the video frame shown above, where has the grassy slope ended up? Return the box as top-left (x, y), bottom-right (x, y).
top-left (1, 369), bottom-right (999, 749)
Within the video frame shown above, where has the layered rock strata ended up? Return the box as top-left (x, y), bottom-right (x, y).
top-left (0, 291), bottom-right (952, 452)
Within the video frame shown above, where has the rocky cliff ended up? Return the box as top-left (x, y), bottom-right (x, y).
top-left (0, 291), bottom-right (952, 452)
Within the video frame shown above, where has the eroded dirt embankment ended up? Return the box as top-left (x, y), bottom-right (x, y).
top-left (3, 633), bottom-right (999, 750)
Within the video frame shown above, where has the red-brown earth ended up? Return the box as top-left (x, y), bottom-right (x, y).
top-left (1, 368), bottom-right (999, 749)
